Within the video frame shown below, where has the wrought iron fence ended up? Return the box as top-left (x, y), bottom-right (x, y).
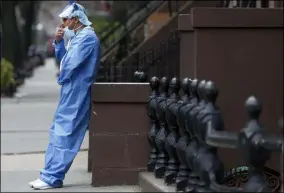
top-left (98, 30), bottom-right (180, 82)
top-left (145, 77), bottom-right (283, 192)
top-left (137, 30), bottom-right (180, 80)
top-left (219, 0), bottom-right (283, 8)
top-left (96, 0), bottom-right (183, 82)
top-left (98, 1), bottom-right (155, 56)
top-left (95, 0), bottom-right (283, 83)
top-left (96, 1), bottom-right (168, 82)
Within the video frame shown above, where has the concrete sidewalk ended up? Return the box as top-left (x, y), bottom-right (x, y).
top-left (1, 100), bottom-right (90, 155)
top-left (1, 151), bottom-right (141, 192)
top-left (1, 59), bottom-right (141, 192)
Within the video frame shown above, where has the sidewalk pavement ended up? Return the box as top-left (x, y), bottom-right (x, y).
top-left (1, 59), bottom-right (141, 192)
top-left (1, 151), bottom-right (141, 192)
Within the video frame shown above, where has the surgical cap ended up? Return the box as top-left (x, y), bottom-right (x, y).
top-left (58, 3), bottom-right (92, 26)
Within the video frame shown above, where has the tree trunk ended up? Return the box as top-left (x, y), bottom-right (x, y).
top-left (2, 2), bottom-right (24, 70)
top-left (19, 1), bottom-right (37, 55)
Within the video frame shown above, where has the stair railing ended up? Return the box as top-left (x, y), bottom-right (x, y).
top-left (96, 1), bottom-right (168, 82)
top-left (98, 1), bottom-right (155, 55)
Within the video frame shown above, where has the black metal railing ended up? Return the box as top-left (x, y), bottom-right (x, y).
top-left (219, 0), bottom-right (283, 8)
top-left (96, 0), bottom-right (168, 82)
top-left (101, 1), bottom-right (166, 59)
top-left (96, 1), bottom-right (152, 36)
top-left (95, 0), bottom-right (284, 83)
top-left (135, 30), bottom-right (180, 81)
top-left (97, 1), bottom-right (155, 55)
top-left (98, 30), bottom-right (180, 82)
top-left (97, 0), bottom-right (184, 82)
top-left (145, 77), bottom-right (283, 192)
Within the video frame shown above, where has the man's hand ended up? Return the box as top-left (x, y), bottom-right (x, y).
top-left (55, 26), bottom-right (64, 44)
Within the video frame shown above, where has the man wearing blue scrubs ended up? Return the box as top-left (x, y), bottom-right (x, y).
top-left (29, 2), bottom-right (100, 190)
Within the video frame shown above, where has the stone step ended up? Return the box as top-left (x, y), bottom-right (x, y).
top-left (138, 172), bottom-right (175, 192)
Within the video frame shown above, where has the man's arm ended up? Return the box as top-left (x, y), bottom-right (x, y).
top-left (58, 35), bottom-right (99, 84)
top-left (53, 39), bottom-right (67, 62)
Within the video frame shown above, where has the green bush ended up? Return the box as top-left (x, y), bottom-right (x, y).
top-left (89, 17), bottom-right (111, 34)
top-left (90, 16), bottom-right (122, 40)
top-left (1, 58), bottom-right (15, 89)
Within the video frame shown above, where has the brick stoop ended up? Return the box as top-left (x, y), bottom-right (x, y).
top-left (138, 172), bottom-right (175, 192)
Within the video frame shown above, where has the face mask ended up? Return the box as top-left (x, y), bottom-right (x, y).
top-left (63, 27), bottom-right (75, 41)
top-left (63, 20), bottom-right (83, 50)
top-left (63, 19), bottom-right (76, 43)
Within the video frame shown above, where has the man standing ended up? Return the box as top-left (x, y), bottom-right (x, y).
top-left (29, 2), bottom-right (100, 190)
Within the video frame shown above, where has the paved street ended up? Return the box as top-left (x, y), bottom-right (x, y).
top-left (1, 59), bottom-right (140, 192)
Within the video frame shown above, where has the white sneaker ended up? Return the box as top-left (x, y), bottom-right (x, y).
top-left (29, 179), bottom-right (41, 187)
top-left (32, 179), bottom-right (54, 190)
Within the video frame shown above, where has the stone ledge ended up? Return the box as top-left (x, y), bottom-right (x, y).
top-left (138, 172), bottom-right (175, 192)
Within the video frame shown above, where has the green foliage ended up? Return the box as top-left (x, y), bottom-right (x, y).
top-left (1, 58), bottom-right (15, 89)
top-left (89, 17), bottom-right (110, 34)
top-left (90, 16), bottom-right (123, 42)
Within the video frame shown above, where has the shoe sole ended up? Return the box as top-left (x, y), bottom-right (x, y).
top-left (29, 179), bottom-right (43, 188)
top-left (32, 186), bottom-right (54, 190)
top-left (29, 179), bottom-right (63, 190)
top-left (29, 181), bottom-right (39, 188)
top-left (32, 185), bottom-right (63, 190)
